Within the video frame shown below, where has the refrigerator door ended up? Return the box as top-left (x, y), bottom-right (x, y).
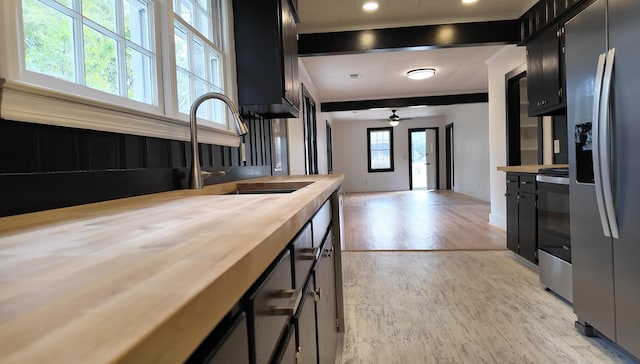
top-left (608, 0), bottom-right (640, 357)
top-left (565, 0), bottom-right (616, 340)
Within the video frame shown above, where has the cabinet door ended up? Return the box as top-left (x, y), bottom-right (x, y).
top-left (506, 189), bottom-right (519, 254)
top-left (248, 250), bottom-right (294, 364)
top-left (296, 279), bottom-right (318, 364)
top-left (271, 325), bottom-right (298, 364)
top-left (281, 0), bottom-right (299, 110)
top-left (527, 25), bottom-right (562, 116)
top-left (186, 312), bottom-right (250, 364)
top-left (518, 192), bottom-right (538, 264)
top-left (315, 233), bottom-right (338, 364)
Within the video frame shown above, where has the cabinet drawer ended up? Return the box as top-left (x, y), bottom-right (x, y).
top-left (290, 223), bottom-right (314, 289)
top-left (248, 250), bottom-right (295, 364)
top-left (506, 174), bottom-right (519, 190)
top-left (519, 174), bottom-right (537, 192)
top-left (312, 199), bottom-right (332, 247)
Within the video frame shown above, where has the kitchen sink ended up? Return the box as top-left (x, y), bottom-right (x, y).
top-left (226, 181), bottom-right (314, 195)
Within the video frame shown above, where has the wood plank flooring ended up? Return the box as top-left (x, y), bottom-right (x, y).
top-left (343, 191), bottom-right (506, 251)
top-left (337, 251), bottom-right (637, 364)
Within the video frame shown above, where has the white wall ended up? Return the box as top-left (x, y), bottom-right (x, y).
top-left (287, 61), bottom-right (333, 175)
top-left (486, 45), bottom-right (526, 230)
top-left (332, 116), bottom-right (447, 193)
top-left (445, 103), bottom-right (491, 201)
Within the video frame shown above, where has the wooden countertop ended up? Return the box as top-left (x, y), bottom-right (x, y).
top-left (496, 164), bottom-right (569, 174)
top-left (0, 174), bottom-right (344, 364)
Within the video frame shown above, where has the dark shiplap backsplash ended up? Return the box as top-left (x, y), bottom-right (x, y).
top-left (0, 112), bottom-right (274, 217)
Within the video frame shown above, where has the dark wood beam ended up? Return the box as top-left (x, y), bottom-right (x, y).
top-left (298, 20), bottom-right (520, 56)
top-left (320, 93), bottom-right (488, 112)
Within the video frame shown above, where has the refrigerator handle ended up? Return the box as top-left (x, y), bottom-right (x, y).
top-left (592, 52), bottom-right (611, 237)
top-left (600, 48), bottom-right (619, 239)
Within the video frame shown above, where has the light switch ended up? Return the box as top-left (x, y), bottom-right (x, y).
top-left (553, 139), bottom-right (560, 154)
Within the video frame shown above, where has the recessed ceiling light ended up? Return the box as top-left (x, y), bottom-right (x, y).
top-left (363, 1), bottom-right (379, 11)
top-left (407, 68), bottom-right (436, 80)
top-left (462, 0), bottom-right (477, 4)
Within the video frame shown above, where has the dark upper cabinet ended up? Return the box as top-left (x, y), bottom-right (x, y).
top-left (233, 0), bottom-right (300, 118)
top-left (526, 24), bottom-right (564, 116)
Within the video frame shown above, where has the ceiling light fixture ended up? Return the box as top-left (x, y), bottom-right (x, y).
top-left (363, 1), bottom-right (379, 11)
top-left (462, 0), bottom-right (477, 4)
top-left (389, 120), bottom-right (399, 127)
top-left (407, 68), bottom-right (436, 80)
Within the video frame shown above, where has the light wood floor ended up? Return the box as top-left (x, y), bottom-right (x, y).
top-left (337, 251), bottom-right (637, 364)
top-left (343, 190), bottom-right (506, 251)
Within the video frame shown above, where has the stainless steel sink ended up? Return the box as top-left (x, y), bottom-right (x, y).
top-left (227, 181), bottom-right (313, 195)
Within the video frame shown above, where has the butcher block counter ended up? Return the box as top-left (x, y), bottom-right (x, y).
top-left (0, 174), bottom-right (344, 364)
top-left (497, 164), bottom-right (569, 174)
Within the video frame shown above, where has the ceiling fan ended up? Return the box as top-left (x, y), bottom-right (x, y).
top-left (379, 109), bottom-right (411, 126)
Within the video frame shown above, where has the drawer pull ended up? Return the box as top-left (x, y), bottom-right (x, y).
top-left (299, 247), bottom-right (320, 260)
top-left (270, 288), bottom-right (303, 316)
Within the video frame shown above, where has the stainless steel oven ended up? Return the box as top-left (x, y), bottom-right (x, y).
top-left (537, 168), bottom-right (572, 302)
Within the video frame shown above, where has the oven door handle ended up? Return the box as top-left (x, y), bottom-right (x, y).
top-left (592, 52), bottom-right (612, 237)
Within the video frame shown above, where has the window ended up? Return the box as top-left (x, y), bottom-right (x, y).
top-left (173, 0), bottom-right (225, 124)
top-left (22, 0), bottom-right (156, 104)
top-left (0, 0), bottom-right (238, 146)
top-left (367, 127), bottom-right (394, 172)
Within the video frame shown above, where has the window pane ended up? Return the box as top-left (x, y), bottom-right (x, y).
top-left (174, 25), bottom-right (188, 69)
top-left (197, 0), bottom-right (209, 10)
top-left (124, 0), bottom-right (151, 50)
top-left (209, 51), bottom-right (221, 88)
top-left (82, 0), bottom-right (116, 33)
top-left (368, 128), bottom-right (393, 171)
top-left (84, 25), bottom-right (119, 95)
top-left (196, 9), bottom-right (211, 39)
top-left (176, 69), bottom-right (190, 114)
top-left (193, 78), bottom-right (208, 118)
top-left (23, 0), bottom-right (76, 82)
top-left (192, 38), bottom-right (205, 78)
top-left (176, 0), bottom-right (193, 23)
top-left (126, 46), bottom-right (152, 104)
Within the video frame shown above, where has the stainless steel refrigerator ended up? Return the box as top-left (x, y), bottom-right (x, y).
top-left (565, 0), bottom-right (640, 359)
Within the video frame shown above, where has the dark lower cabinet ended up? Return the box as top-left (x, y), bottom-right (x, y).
top-left (271, 325), bottom-right (297, 364)
top-left (519, 192), bottom-right (538, 264)
top-left (247, 250), bottom-right (294, 364)
top-left (315, 230), bottom-right (338, 364)
top-left (189, 197), bottom-right (340, 364)
top-left (186, 311), bottom-right (250, 364)
top-left (294, 278), bottom-right (318, 364)
top-left (505, 173), bottom-right (539, 265)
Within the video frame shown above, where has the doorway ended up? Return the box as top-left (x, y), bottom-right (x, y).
top-left (445, 123), bottom-right (454, 190)
top-left (302, 84), bottom-right (318, 175)
top-left (409, 128), bottom-right (439, 190)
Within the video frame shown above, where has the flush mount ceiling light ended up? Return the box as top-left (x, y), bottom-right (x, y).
top-left (462, 0), bottom-right (477, 3)
top-left (407, 68), bottom-right (436, 80)
top-left (363, 1), bottom-right (379, 11)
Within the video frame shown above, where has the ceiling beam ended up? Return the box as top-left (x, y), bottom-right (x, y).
top-left (320, 93), bottom-right (488, 112)
top-left (298, 20), bottom-right (520, 56)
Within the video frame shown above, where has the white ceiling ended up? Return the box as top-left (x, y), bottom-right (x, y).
top-left (297, 0), bottom-right (534, 123)
top-left (297, 0), bottom-right (537, 34)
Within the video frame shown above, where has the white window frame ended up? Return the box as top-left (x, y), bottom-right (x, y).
top-left (0, 0), bottom-right (241, 147)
